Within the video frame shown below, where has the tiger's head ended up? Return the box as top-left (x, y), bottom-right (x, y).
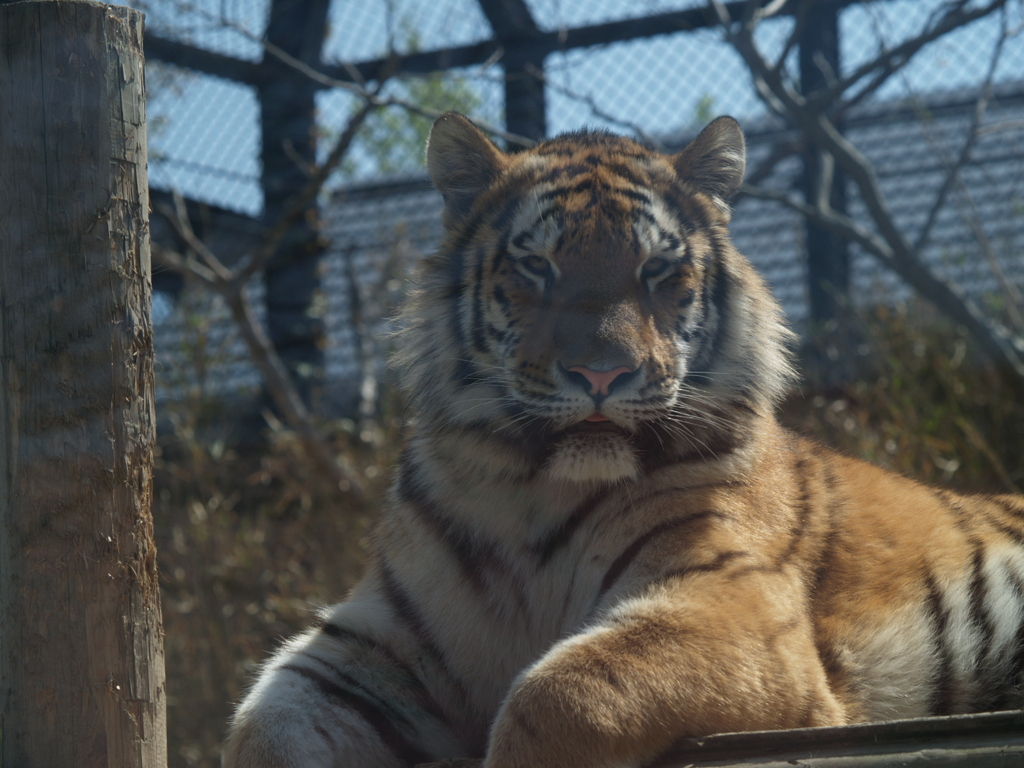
top-left (395, 113), bottom-right (794, 485)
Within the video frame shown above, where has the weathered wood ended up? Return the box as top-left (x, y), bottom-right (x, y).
top-left (0, 2), bottom-right (166, 766)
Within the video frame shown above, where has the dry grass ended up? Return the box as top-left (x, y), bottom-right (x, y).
top-left (155, 305), bottom-right (1023, 767)
top-left (155, 408), bottom-right (397, 767)
top-left (781, 304), bottom-right (1023, 495)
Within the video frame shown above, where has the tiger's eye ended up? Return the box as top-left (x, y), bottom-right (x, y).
top-left (641, 257), bottom-right (673, 286)
top-left (516, 255), bottom-right (553, 284)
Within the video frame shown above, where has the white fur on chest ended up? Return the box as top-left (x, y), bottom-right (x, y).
top-left (385, 467), bottom-right (616, 722)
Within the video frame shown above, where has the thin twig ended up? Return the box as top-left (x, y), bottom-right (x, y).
top-left (741, 182), bottom-right (896, 266)
top-left (158, 192), bottom-right (232, 283)
top-left (525, 63), bottom-right (667, 151)
top-left (152, 82), bottom-right (391, 499)
top-left (913, 13), bottom-right (1006, 255)
top-left (814, 0), bottom-right (1009, 112)
top-left (232, 94), bottom-right (383, 287)
top-left (716, 0), bottom-right (1024, 380)
top-left (153, 0), bottom-right (533, 148)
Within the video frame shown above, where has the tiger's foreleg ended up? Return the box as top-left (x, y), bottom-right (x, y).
top-left (484, 572), bottom-right (846, 768)
top-left (223, 593), bottom-right (469, 768)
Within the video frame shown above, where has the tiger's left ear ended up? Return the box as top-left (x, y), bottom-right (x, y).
top-left (427, 112), bottom-right (508, 228)
top-left (672, 116), bottom-right (746, 208)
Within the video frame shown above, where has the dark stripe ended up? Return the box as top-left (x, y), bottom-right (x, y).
top-left (810, 461), bottom-right (843, 604)
top-left (491, 284), bottom-right (512, 313)
top-left (987, 496), bottom-right (1024, 541)
top-left (632, 208), bottom-right (657, 226)
top-left (814, 636), bottom-right (847, 696)
top-left (320, 623), bottom-right (449, 722)
top-left (303, 658), bottom-right (414, 727)
top-left (442, 208), bottom-right (490, 308)
top-left (654, 549), bottom-right (750, 585)
top-left (663, 186), bottom-right (712, 231)
top-left (486, 323), bottom-right (507, 343)
top-left (280, 664), bottom-right (433, 765)
top-left (979, 509), bottom-right (1024, 547)
top-left (539, 163), bottom-right (592, 183)
top-left (925, 571), bottom-right (957, 716)
top-left (321, 622), bottom-right (399, 660)
top-left (511, 230), bottom-right (531, 250)
top-left (488, 190), bottom-right (527, 232)
top-left (809, 527), bottom-right (840, 605)
top-left (990, 496), bottom-right (1024, 521)
top-left (397, 459), bottom-right (491, 592)
top-left (602, 161), bottom-right (646, 187)
top-left (598, 511), bottom-right (725, 598)
top-left (685, 258), bottom-right (729, 387)
top-left (994, 568), bottom-right (1024, 710)
top-left (778, 456), bottom-right (814, 566)
top-left (531, 491), bottom-right (606, 565)
top-left (966, 542), bottom-right (997, 688)
top-left (378, 560), bottom-right (466, 701)
top-left (728, 396), bottom-right (759, 418)
top-left (617, 187), bottom-right (651, 205)
top-left (398, 456), bottom-right (533, 616)
top-left (470, 250), bottom-right (488, 354)
top-left (629, 481), bottom-right (743, 505)
top-left (935, 490), bottom-right (977, 536)
top-left (447, 215), bottom-right (484, 263)
top-left (651, 423), bottom-right (742, 470)
top-left (454, 356), bottom-right (485, 389)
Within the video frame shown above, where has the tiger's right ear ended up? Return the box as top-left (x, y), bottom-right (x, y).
top-left (427, 112), bottom-right (508, 228)
top-left (672, 116), bottom-right (746, 211)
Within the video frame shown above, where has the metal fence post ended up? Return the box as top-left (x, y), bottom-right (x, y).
top-left (478, 0), bottom-right (547, 142)
top-left (800, 0), bottom-right (851, 356)
top-left (260, 0), bottom-right (332, 407)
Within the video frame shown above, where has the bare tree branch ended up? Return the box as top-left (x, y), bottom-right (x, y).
top-left (740, 182), bottom-right (896, 266)
top-left (813, 0), bottom-right (1010, 112)
top-left (714, 0), bottom-right (1024, 382)
top-left (232, 95), bottom-right (381, 288)
top-left (152, 95), bottom-right (392, 500)
top-left (912, 16), bottom-right (1006, 255)
top-left (257, 38), bottom-right (535, 148)
top-left (525, 63), bottom-right (668, 151)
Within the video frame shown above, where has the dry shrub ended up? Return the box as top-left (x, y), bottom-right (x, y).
top-left (781, 303), bottom-right (1023, 494)
top-left (155, 404), bottom-right (399, 767)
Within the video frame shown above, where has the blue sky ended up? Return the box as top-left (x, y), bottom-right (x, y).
top-left (138, 0), bottom-right (1024, 217)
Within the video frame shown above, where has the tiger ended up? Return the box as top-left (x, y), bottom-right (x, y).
top-left (223, 112), bottom-right (1024, 768)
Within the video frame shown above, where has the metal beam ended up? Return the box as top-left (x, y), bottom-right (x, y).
top-left (799, 0), bottom-right (851, 372)
top-left (477, 0), bottom-right (546, 141)
top-left (147, 0), bottom-right (849, 90)
top-left (144, 31), bottom-right (262, 85)
top-left (259, 0), bottom-right (332, 407)
top-left (476, 0), bottom-right (541, 39)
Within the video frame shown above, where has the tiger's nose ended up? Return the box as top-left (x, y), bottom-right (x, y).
top-left (567, 365), bottom-right (634, 397)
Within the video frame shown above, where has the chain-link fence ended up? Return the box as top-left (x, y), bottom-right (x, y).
top-left (137, 0), bottom-right (1024, 408)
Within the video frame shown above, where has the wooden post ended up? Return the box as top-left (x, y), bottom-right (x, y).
top-left (0, 2), bottom-right (167, 766)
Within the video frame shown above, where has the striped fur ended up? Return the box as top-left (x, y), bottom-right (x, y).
top-left (224, 114), bottom-right (1024, 768)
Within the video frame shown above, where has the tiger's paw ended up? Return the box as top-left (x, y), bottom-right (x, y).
top-left (222, 670), bottom-right (406, 768)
